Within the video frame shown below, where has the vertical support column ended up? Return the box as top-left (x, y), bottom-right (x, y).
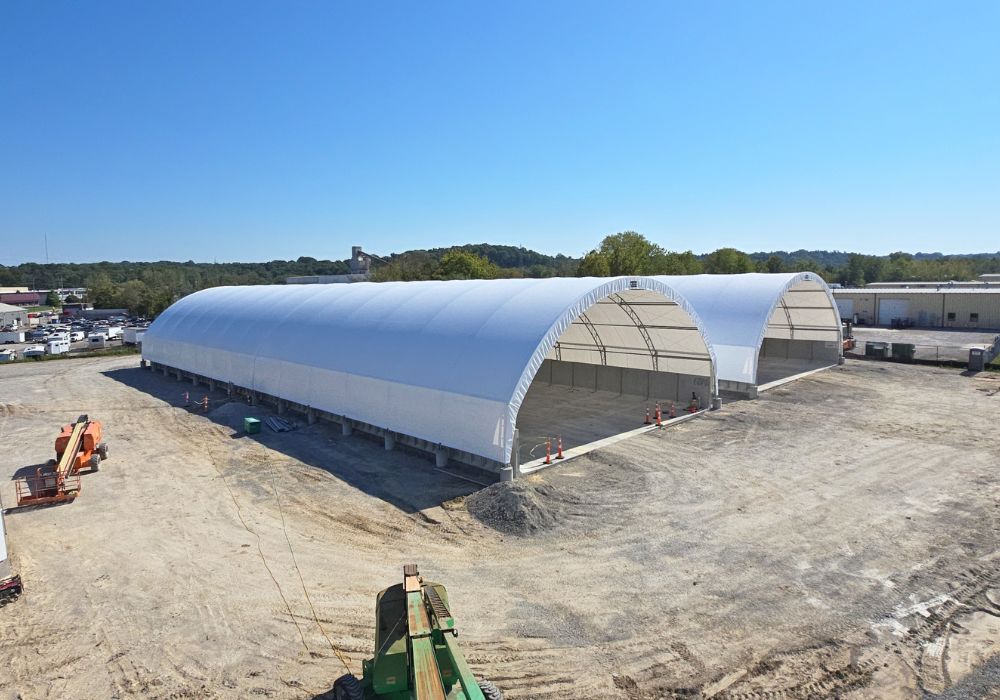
top-left (277, 399), bottom-right (286, 416)
top-left (226, 382), bottom-right (234, 397)
top-left (208, 379), bottom-right (215, 392)
top-left (341, 419), bottom-right (352, 436)
top-left (435, 446), bottom-right (449, 468)
top-left (307, 407), bottom-right (316, 425)
top-left (249, 392), bottom-right (257, 406)
top-left (162, 366), bottom-right (169, 377)
top-left (384, 432), bottom-right (395, 451)
top-left (510, 428), bottom-right (520, 479)
top-left (191, 375), bottom-right (198, 387)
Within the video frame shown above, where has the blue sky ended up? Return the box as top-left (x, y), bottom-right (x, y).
top-left (2, 1), bottom-right (998, 264)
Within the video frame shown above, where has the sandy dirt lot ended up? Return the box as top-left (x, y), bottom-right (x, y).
top-left (1, 356), bottom-right (1000, 699)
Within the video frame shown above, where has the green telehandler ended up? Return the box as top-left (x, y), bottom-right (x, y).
top-left (330, 564), bottom-right (504, 700)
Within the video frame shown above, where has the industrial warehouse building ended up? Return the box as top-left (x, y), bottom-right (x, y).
top-left (833, 288), bottom-right (1000, 329)
top-left (0, 303), bottom-right (29, 329)
top-left (142, 274), bottom-right (841, 475)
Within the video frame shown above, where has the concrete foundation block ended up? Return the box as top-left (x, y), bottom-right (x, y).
top-left (499, 466), bottom-right (514, 482)
top-left (277, 400), bottom-right (285, 415)
top-left (341, 420), bottom-right (352, 436)
top-left (711, 397), bottom-right (722, 410)
top-left (384, 432), bottom-right (395, 451)
top-left (162, 367), bottom-right (169, 377)
top-left (208, 380), bottom-right (215, 392)
top-left (227, 382), bottom-right (234, 397)
top-left (140, 359), bottom-right (147, 369)
top-left (435, 447), bottom-right (449, 468)
top-left (192, 375), bottom-right (198, 387)
top-left (307, 408), bottom-right (316, 425)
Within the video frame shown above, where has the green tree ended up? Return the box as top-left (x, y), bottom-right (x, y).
top-left (44, 290), bottom-right (61, 307)
top-left (764, 255), bottom-right (785, 273)
top-left (64, 293), bottom-right (80, 304)
top-left (434, 250), bottom-right (499, 280)
top-left (703, 248), bottom-right (755, 274)
top-left (576, 231), bottom-right (668, 276)
top-left (86, 273), bottom-right (117, 308)
top-left (577, 250), bottom-right (611, 276)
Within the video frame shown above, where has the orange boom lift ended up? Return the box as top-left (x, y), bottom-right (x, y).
top-left (15, 415), bottom-right (108, 506)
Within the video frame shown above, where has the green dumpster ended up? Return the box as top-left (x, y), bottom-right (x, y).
top-left (244, 417), bottom-right (261, 434)
top-left (891, 343), bottom-right (916, 362)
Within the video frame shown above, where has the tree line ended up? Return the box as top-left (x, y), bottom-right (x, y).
top-left (2, 235), bottom-right (999, 316)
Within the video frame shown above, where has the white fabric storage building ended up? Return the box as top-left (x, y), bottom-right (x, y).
top-left (653, 273), bottom-right (842, 392)
top-left (142, 277), bottom-right (718, 470)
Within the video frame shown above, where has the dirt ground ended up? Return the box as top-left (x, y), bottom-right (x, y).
top-left (2, 356), bottom-right (1000, 699)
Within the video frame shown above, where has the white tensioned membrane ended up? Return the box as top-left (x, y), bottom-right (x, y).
top-left (142, 277), bottom-right (716, 464)
top-left (652, 272), bottom-right (842, 384)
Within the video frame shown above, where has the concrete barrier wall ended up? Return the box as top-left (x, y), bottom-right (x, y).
top-left (761, 338), bottom-right (840, 365)
top-left (539, 359), bottom-right (712, 407)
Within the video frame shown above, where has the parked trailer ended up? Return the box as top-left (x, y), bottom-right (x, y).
top-left (46, 338), bottom-right (70, 355)
top-left (0, 330), bottom-right (25, 343)
top-left (22, 345), bottom-right (46, 358)
top-left (105, 326), bottom-right (122, 340)
top-left (89, 334), bottom-right (107, 349)
top-left (0, 350), bottom-right (17, 362)
top-left (122, 327), bottom-right (146, 345)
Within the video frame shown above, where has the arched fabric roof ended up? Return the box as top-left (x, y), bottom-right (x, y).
top-left (651, 273), bottom-right (842, 385)
top-left (143, 277), bottom-right (717, 464)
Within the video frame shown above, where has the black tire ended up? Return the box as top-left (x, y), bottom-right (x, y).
top-left (98, 442), bottom-right (109, 460)
top-left (332, 673), bottom-right (364, 700)
top-left (89, 453), bottom-right (101, 472)
top-left (479, 679), bottom-right (504, 700)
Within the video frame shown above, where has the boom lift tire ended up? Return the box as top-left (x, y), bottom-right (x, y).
top-left (332, 673), bottom-right (364, 700)
top-left (478, 679), bottom-right (505, 700)
top-left (98, 442), bottom-right (109, 460)
top-left (89, 454), bottom-right (101, 472)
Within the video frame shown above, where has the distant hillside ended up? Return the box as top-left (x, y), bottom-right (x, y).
top-left (2, 238), bottom-right (1000, 317)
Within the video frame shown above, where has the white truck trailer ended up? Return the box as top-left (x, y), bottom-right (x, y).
top-left (0, 330), bottom-right (26, 344)
top-left (122, 327), bottom-right (146, 345)
top-left (46, 338), bottom-right (71, 355)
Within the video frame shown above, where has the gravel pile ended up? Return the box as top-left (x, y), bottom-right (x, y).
top-left (466, 480), bottom-right (559, 536)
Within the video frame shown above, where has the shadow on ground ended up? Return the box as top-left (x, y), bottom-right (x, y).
top-left (101, 366), bottom-right (482, 514)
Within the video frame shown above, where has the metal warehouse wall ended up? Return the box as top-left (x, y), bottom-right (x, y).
top-left (834, 292), bottom-right (1000, 329)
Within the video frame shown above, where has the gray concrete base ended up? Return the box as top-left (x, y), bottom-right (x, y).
top-left (435, 447), bottom-right (448, 468)
top-left (341, 421), bottom-right (352, 437)
top-left (384, 432), bottom-right (395, 451)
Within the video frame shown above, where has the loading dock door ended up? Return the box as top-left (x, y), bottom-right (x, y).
top-left (835, 298), bottom-right (854, 321)
top-left (878, 299), bottom-right (909, 325)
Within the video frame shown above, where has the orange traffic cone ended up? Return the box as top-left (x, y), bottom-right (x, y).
top-left (184, 391), bottom-right (189, 405)
top-left (644, 407), bottom-right (651, 425)
top-left (202, 396), bottom-right (209, 412)
top-left (669, 401), bottom-right (677, 419)
top-left (544, 438), bottom-right (552, 465)
top-left (655, 402), bottom-right (662, 427)
top-left (556, 435), bottom-right (564, 459)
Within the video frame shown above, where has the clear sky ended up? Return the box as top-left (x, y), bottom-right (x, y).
top-left (2, 1), bottom-right (998, 264)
